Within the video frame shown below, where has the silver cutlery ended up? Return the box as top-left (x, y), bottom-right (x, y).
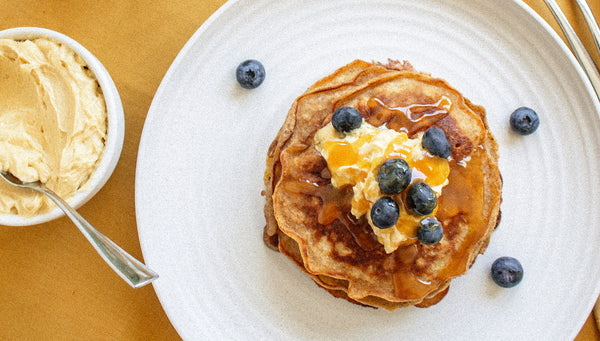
top-left (544, 0), bottom-right (600, 103)
top-left (0, 171), bottom-right (158, 288)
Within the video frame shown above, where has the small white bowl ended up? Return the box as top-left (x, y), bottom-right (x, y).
top-left (0, 27), bottom-right (125, 226)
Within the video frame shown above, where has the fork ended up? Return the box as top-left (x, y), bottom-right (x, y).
top-left (574, 0), bottom-right (600, 58)
top-left (543, 0), bottom-right (600, 103)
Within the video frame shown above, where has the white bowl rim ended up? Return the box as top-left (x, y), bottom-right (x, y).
top-left (0, 27), bottom-right (125, 226)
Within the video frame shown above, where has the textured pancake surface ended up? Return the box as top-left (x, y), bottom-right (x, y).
top-left (263, 59), bottom-right (502, 310)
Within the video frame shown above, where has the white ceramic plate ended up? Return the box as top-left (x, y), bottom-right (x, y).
top-left (135, 0), bottom-right (600, 339)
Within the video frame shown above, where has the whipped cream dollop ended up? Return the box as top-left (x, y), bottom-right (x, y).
top-left (314, 121), bottom-right (449, 253)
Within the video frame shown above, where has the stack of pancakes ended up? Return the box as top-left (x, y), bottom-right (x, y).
top-left (263, 60), bottom-right (502, 310)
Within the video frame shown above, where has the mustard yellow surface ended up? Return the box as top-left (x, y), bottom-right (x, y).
top-left (0, 0), bottom-right (598, 339)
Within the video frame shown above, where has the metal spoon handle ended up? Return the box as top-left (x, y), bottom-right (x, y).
top-left (42, 186), bottom-right (158, 288)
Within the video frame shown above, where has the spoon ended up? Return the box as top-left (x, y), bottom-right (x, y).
top-left (0, 170), bottom-right (158, 288)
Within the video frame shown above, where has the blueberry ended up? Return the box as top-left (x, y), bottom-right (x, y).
top-left (236, 59), bottom-right (265, 89)
top-left (510, 107), bottom-right (539, 135)
top-left (407, 181), bottom-right (437, 216)
top-left (491, 256), bottom-right (524, 288)
top-left (377, 158), bottom-right (411, 194)
top-left (370, 197), bottom-right (399, 229)
top-left (422, 127), bottom-right (451, 158)
top-left (417, 217), bottom-right (444, 245)
top-left (332, 107), bottom-right (362, 133)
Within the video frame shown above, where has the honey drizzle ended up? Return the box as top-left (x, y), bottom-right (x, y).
top-left (281, 96), bottom-right (489, 301)
top-left (387, 244), bottom-right (442, 299)
top-left (283, 179), bottom-right (349, 226)
top-left (387, 149), bottom-right (486, 299)
top-left (363, 96), bottom-right (452, 136)
top-left (436, 146), bottom-right (487, 278)
top-left (283, 179), bottom-right (380, 251)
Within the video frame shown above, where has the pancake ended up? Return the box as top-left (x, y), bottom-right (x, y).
top-left (263, 59), bottom-right (502, 310)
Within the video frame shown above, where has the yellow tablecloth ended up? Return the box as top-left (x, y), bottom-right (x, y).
top-left (0, 0), bottom-right (598, 339)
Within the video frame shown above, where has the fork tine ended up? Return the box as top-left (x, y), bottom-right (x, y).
top-left (544, 0), bottom-right (600, 103)
top-left (574, 0), bottom-right (600, 61)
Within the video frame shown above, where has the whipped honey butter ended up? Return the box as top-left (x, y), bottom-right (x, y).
top-left (0, 38), bottom-right (107, 217)
top-left (314, 121), bottom-right (449, 253)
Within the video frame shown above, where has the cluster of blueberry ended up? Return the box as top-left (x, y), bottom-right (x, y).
top-left (331, 104), bottom-right (534, 288)
top-left (331, 106), bottom-right (451, 246)
top-left (237, 58), bottom-right (532, 289)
